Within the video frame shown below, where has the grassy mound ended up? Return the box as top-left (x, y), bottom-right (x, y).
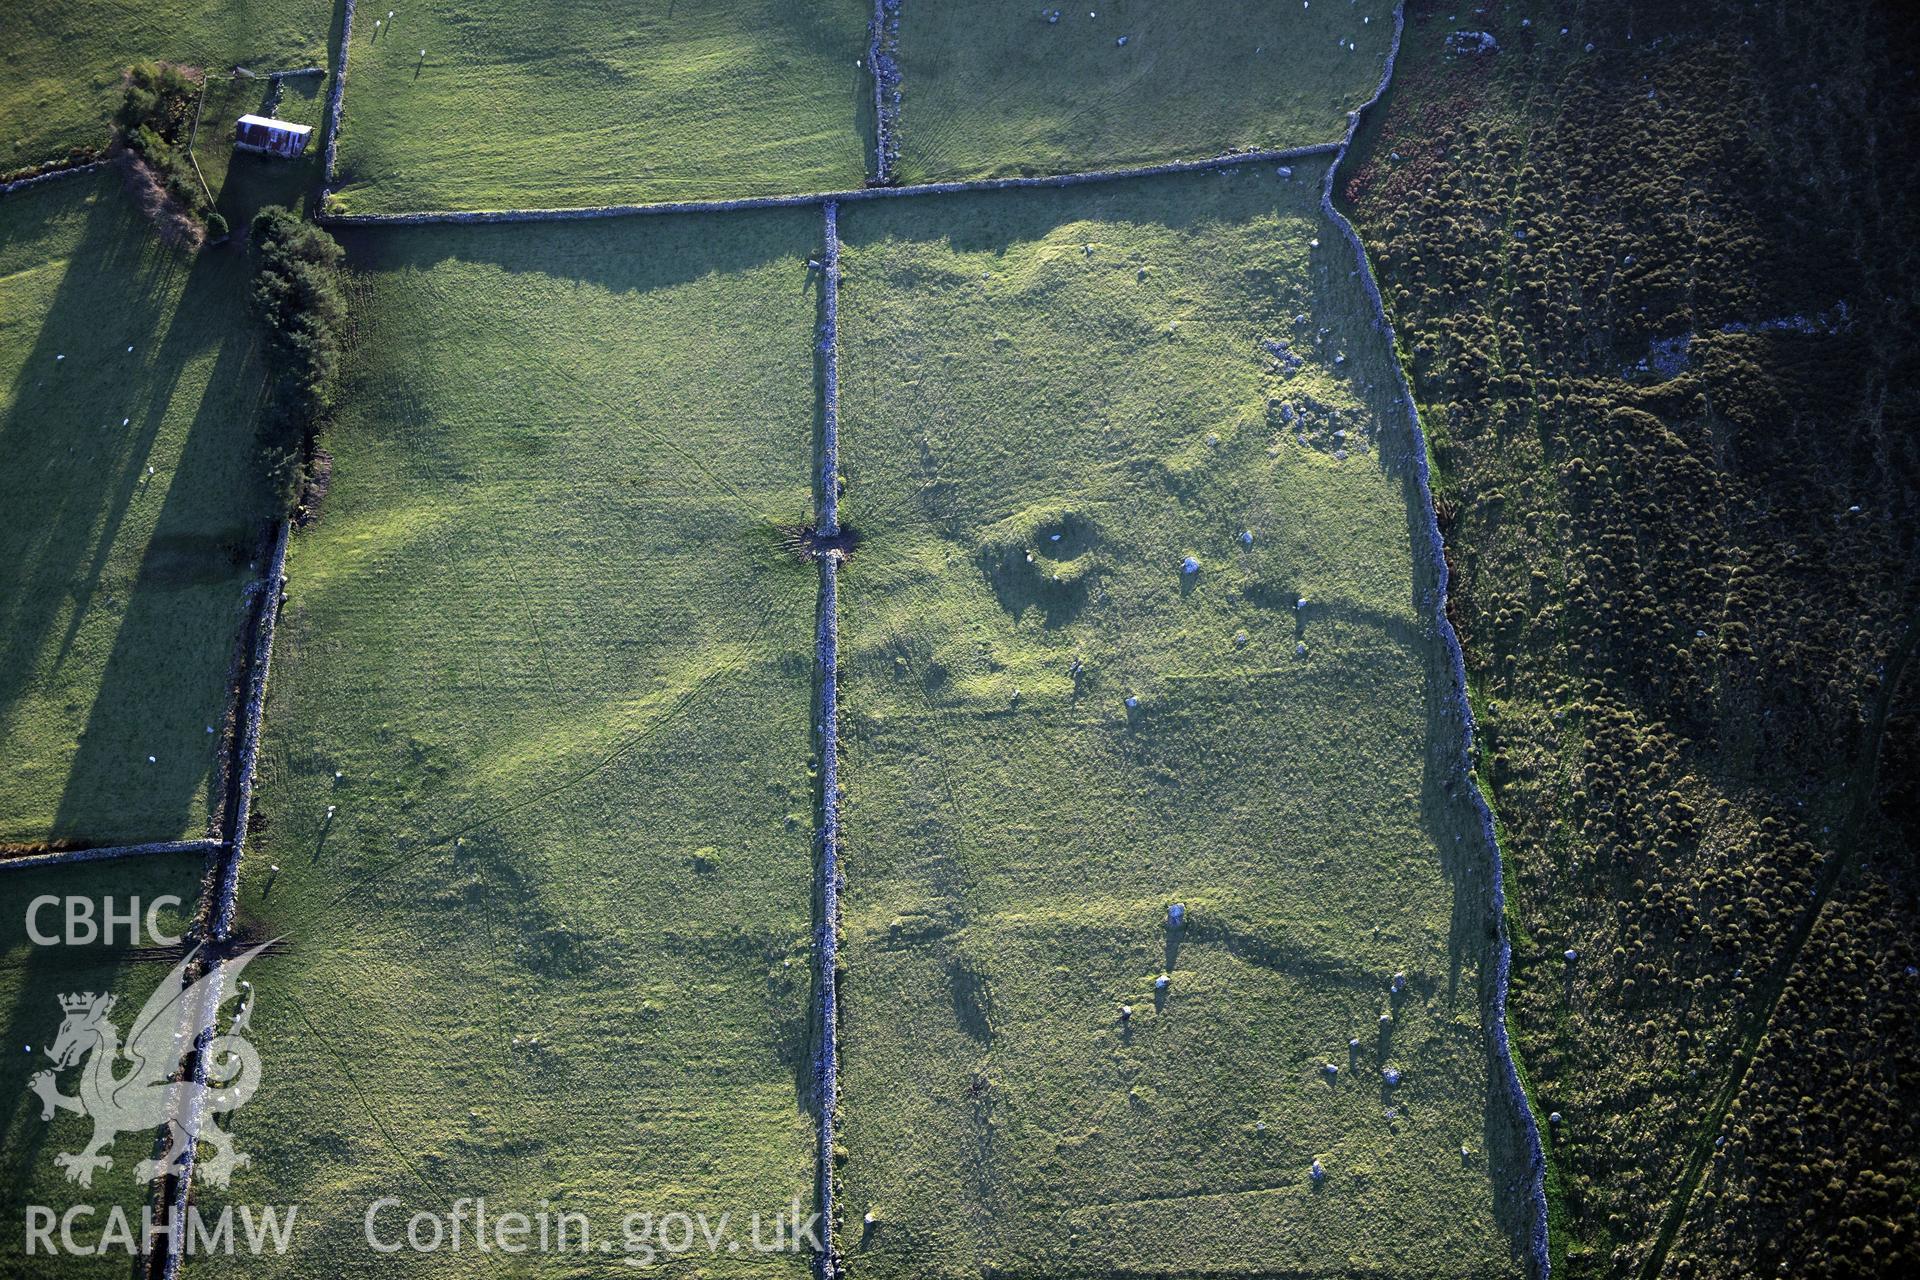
top-left (830, 167), bottom-right (1516, 1276)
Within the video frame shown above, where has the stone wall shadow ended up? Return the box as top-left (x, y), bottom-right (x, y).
top-left (0, 183), bottom-right (216, 845)
top-left (45, 251), bottom-right (271, 845)
top-left (0, 174), bottom-right (269, 846)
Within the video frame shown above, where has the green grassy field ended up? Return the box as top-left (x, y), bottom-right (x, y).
top-left (194, 209), bottom-right (826, 1275)
top-left (0, 170), bottom-right (277, 849)
top-left (830, 167), bottom-right (1514, 1276)
top-left (0, 853), bottom-right (204, 1278)
top-left (891, 0), bottom-right (1396, 185)
top-left (326, 0), bottom-right (871, 214)
top-left (0, 1), bottom-right (330, 169)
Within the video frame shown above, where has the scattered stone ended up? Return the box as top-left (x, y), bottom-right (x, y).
top-left (1446, 30), bottom-right (1499, 56)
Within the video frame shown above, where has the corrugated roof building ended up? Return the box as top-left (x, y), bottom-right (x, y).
top-left (234, 115), bottom-right (312, 159)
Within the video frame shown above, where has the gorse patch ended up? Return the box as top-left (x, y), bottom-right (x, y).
top-left (250, 206), bottom-right (345, 513)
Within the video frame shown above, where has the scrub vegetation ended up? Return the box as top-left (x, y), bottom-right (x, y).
top-left (1345, 2), bottom-right (1920, 1275)
top-left (247, 206), bottom-right (345, 511)
top-left (830, 166), bottom-right (1520, 1277)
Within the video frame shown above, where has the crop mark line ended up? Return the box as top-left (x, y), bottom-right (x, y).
top-left (322, 581), bottom-right (804, 910)
top-left (276, 984), bottom-right (445, 1205)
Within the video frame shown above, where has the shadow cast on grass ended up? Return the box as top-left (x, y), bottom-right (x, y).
top-left (45, 220), bottom-right (275, 844)
top-left (333, 200), bottom-right (818, 300)
top-left (0, 174), bottom-right (272, 847)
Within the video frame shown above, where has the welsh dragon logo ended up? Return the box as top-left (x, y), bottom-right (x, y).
top-left (29, 943), bottom-right (271, 1189)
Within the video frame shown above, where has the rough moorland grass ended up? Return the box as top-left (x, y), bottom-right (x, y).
top-left (327, 0), bottom-right (871, 214)
top-left (0, 0), bottom-right (330, 167)
top-left (0, 171), bottom-right (276, 848)
top-left (0, 854), bottom-right (203, 1278)
top-left (195, 210), bottom-right (825, 1276)
top-left (831, 166), bottom-right (1514, 1276)
top-left (892, 0), bottom-right (1397, 184)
